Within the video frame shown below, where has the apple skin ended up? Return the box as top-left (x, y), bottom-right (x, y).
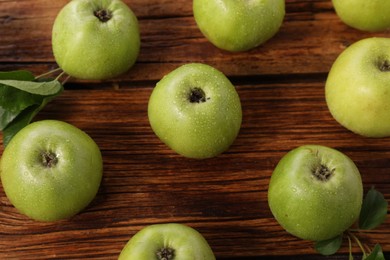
top-left (326, 37), bottom-right (390, 138)
top-left (118, 223), bottom-right (216, 260)
top-left (52, 0), bottom-right (140, 80)
top-left (332, 0), bottom-right (390, 32)
top-left (148, 63), bottom-right (242, 159)
top-left (193, 0), bottom-right (285, 52)
top-left (0, 120), bottom-right (103, 221)
top-left (268, 145), bottom-right (363, 241)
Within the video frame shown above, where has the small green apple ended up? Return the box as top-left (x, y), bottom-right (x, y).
top-left (326, 37), bottom-right (390, 138)
top-left (52, 0), bottom-right (140, 80)
top-left (118, 223), bottom-right (216, 260)
top-left (148, 63), bottom-right (242, 159)
top-left (0, 120), bottom-right (103, 221)
top-left (332, 0), bottom-right (390, 32)
top-left (193, 0), bottom-right (285, 52)
top-left (268, 145), bottom-right (363, 241)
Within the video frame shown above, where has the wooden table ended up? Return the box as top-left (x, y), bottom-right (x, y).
top-left (1, 0), bottom-right (389, 259)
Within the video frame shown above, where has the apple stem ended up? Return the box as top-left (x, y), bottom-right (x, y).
top-left (41, 151), bottom-right (58, 168)
top-left (189, 88), bottom-right (208, 103)
top-left (94, 9), bottom-right (112, 23)
top-left (379, 60), bottom-right (390, 72)
top-left (156, 247), bottom-right (175, 260)
top-left (312, 164), bottom-right (335, 181)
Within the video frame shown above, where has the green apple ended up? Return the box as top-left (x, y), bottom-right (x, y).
top-left (332, 0), bottom-right (390, 32)
top-left (268, 145), bottom-right (363, 241)
top-left (0, 120), bottom-right (103, 221)
top-left (52, 0), bottom-right (140, 80)
top-left (118, 223), bottom-right (216, 260)
top-left (148, 63), bottom-right (242, 159)
top-left (326, 37), bottom-right (390, 138)
top-left (193, 0), bottom-right (285, 52)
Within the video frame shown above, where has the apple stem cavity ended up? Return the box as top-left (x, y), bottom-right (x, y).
top-left (379, 60), bottom-right (390, 72)
top-left (94, 9), bottom-right (112, 23)
top-left (189, 88), bottom-right (208, 103)
top-left (312, 164), bottom-right (335, 181)
top-left (156, 247), bottom-right (175, 260)
top-left (41, 151), bottom-right (58, 168)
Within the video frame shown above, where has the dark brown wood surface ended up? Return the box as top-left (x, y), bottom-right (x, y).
top-left (1, 0), bottom-right (389, 259)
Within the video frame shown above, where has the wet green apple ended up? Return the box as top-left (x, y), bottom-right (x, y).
top-left (332, 0), bottom-right (390, 32)
top-left (148, 63), bottom-right (242, 159)
top-left (118, 223), bottom-right (215, 260)
top-left (193, 0), bottom-right (285, 52)
top-left (52, 0), bottom-right (140, 80)
top-left (326, 37), bottom-right (390, 137)
top-left (268, 145), bottom-right (363, 241)
top-left (0, 120), bottom-right (103, 221)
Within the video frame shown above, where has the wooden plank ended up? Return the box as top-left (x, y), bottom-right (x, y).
top-left (1, 0), bottom-right (389, 81)
top-left (0, 82), bottom-right (389, 258)
top-left (0, 0), bottom-right (389, 259)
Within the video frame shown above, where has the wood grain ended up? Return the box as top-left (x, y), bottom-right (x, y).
top-left (0, 0), bottom-right (390, 259)
top-left (1, 0), bottom-right (390, 80)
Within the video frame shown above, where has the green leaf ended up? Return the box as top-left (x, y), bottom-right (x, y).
top-left (2, 105), bottom-right (40, 146)
top-left (1, 92), bottom-right (61, 146)
top-left (364, 244), bottom-right (385, 260)
top-left (359, 187), bottom-right (388, 230)
top-left (0, 83), bottom-right (43, 113)
top-left (0, 70), bottom-right (63, 146)
top-left (0, 70), bottom-right (35, 81)
top-left (0, 79), bottom-right (62, 95)
top-left (0, 81), bottom-right (62, 131)
top-left (314, 234), bottom-right (343, 256)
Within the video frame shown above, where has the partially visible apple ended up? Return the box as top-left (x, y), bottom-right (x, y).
top-left (268, 145), bottom-right (363, 241)
top-left (0, 120), bottom-right (103, 221)
top-left (332, 0), bottom-right (390, 32)
top-left (118, 223), bottom-right (216, 260)
top-left (326, 37), bottom-right (390, 137)
top-left (148, 63), bottom-right (242, 159)
top-left (193, 0), bottom-right (285, 52)
top-left (52, 0), bottom-right (140, 80)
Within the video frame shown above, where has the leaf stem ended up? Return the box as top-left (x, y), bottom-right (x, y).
top-left (347, 235), bottom-right (353, 260)
top-left (61, 75), bottom-right (71, 85)
top-left (348, 229), bottom-right (361, 232)
top-left (55, 71), bottom-right (65, 81)
top-left (348, 231), bottom-right (366, 257)
top-left (364, 243), bottom-right (372, 254)
top-left (348, 228), bottom-right (383, 234)
top-left (35, 67), bottom-right (62, 79)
